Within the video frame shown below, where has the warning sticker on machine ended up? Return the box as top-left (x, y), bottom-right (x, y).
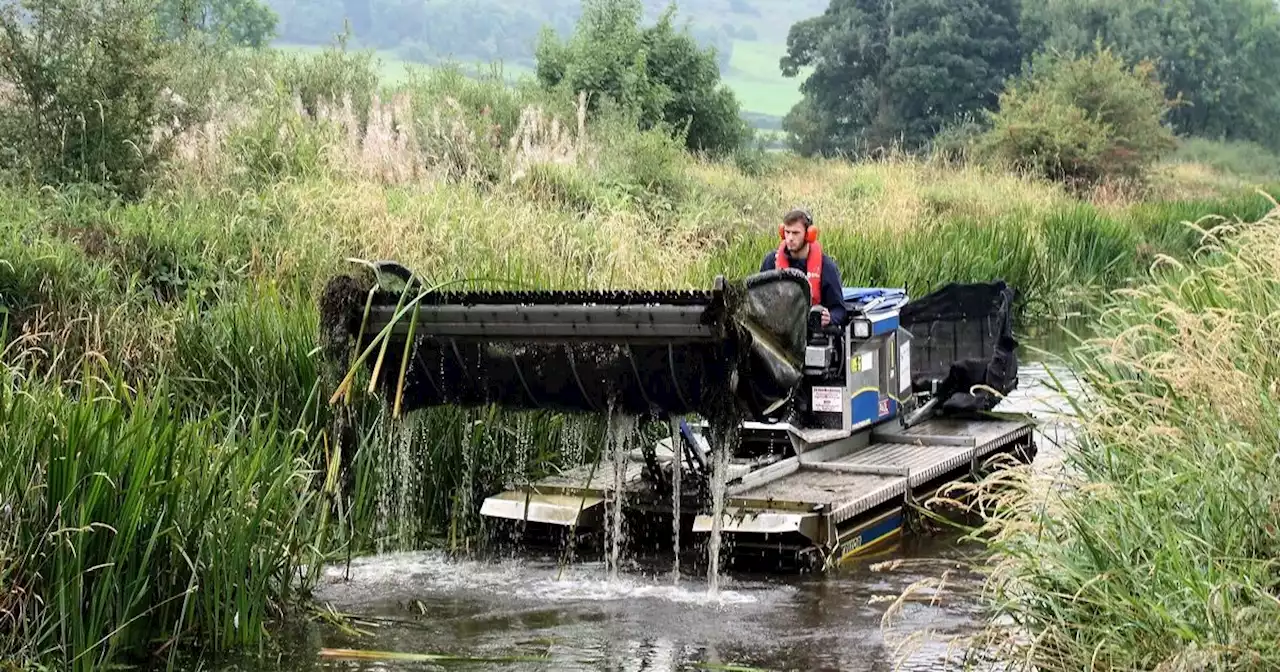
top-left (811, 386), bottom-right (843, 413)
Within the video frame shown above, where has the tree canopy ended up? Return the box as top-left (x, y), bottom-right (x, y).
top-left (780, 0), bottom-right (1023, 157)
top-left (533, 0), bottom-right (751, 156)
top-left (1020, 0), bottom-right (1280, 151)
top-left (781, 0), bottom-right (1280, 157)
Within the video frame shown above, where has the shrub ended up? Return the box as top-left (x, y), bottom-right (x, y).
top-left (278, 36), bottom-right (379, 128)
top-left (977, 45), bottom-right (1177, 188)
top-left (0, 0), bottom-right (198, 199)
top-left (533, 0), bottom-right (750, 157)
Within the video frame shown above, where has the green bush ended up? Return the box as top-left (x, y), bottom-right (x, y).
top-left (978, 46), bottom-right (1177, 188)
top-left (596, 119), bottom-right (692, 215)
top-left (278, 37), bottom-right (379, 127)
top-left (0, 0), bottom-right (198, 199)
top-left (533, 0), bottom-right (750, 157)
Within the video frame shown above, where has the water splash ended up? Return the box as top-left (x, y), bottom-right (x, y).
top-left (706, 419), bottom-right (739, 597)
top-left (562, 414), bottom-right (587, 468)
top-left (669, 418), bottom-right (682, 585)
top-left (606, 408), bottom-right (638, 582)
top-left (373, 409), bottom-right (425, 553)
top-left (319, 550), bottom-right (767, 607)
top-left (513, 412), bottom-right (532, 487)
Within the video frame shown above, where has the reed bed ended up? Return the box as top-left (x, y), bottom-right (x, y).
top-left (965, 198), bottom-right (1280, 670)
top-left (0, 359), bottom-right (330, 670)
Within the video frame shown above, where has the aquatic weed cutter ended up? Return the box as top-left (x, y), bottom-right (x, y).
top-left (319, 263), bottom-right (1035, 572)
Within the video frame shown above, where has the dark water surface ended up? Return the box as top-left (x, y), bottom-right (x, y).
top-left (207, 327), bottom-right (1086, 672)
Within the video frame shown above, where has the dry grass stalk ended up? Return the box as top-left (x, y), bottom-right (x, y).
top-left (168, 94), bottom-right (256, 184)
top-left (508, 90), bottom-right (591, 183)
top-left (317, 92), bottom-right (424, 185)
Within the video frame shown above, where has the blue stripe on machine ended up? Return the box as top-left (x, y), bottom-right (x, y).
top-left (869, 313), bottom-right (899, 335)
top-left (851, 388), bottom-right (880, 426)
top-left (837, 509), bottom-right (904, 559)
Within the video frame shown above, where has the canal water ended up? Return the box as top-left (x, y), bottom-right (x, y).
top-left (213, 324), bottom-right (1088, 672)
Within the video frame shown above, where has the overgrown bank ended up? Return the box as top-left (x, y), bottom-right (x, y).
top-left (967, 200), bottom-right (1280, 670)
top-left (2, 40), bottom-right (1280, 672)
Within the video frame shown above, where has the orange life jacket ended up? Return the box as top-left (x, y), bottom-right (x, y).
top-left (775, 241), bottom-right (823, 305)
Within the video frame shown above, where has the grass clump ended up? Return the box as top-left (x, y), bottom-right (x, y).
top-left (0, 361), bottom-right (333, 670)
top-left (967, 197), bottom-right (1280, 670)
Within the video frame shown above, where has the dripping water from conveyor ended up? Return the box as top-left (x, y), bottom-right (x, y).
top-left (606, 404), bottom-right (637, 583)
top-left (669, 418), bottom-right (682, 585)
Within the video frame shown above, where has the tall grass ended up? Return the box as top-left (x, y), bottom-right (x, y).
top-left (0, 360), bottom-right (332, 670)
top-left (966, 198), bottom-right (1280, 670)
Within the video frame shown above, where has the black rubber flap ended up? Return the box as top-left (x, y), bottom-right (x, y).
top-left (900, 280), bottom-right (1020, 413)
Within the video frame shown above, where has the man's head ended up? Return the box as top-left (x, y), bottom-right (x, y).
top-left (780, 209), bottom-right (815, 255)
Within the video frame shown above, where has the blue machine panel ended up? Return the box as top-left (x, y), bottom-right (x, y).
top-left (843, 286), bottom-right (906, 336)
top-left (843, 286), bottom-right (908, 429)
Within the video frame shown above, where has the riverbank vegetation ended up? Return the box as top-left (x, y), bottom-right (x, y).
top-left (967, 198), bottom-right (1280, 671)
top-left (2, 0), bottom-right (1280, 669)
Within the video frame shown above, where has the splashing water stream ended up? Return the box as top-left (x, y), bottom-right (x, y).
top-left (705, 419), bottom-right (738, 597)
top-left (607, 408), bottom-right (637, 583)
top-left (669, 417), bottom-right (682, 585)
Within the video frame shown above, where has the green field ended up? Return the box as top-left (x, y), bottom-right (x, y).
top-left (722, 39), bottom-right (806, 118)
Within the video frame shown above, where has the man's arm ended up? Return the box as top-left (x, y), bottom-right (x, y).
top-left (822, 257), bottom-right (847, 326)
top-left (760, 250), bottom-right (777, 272)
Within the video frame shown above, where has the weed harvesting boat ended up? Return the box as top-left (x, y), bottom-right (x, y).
top-left (320, 263), bottom-right (1035, 572)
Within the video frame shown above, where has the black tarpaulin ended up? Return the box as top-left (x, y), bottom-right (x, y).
top-left (899, 280), bottom-right (1020, 414)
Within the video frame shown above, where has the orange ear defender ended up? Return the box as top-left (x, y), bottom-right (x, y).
top-left (778, 223), bottom-right (819, 243)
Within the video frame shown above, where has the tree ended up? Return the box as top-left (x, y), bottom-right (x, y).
top-left (1020, 0), bottom-right (1280, 150)
top-left (534, 0), bottom-right (751, 156)
top-left (780, 0), bottom-right (1023, 157)
top-left (158, 0), bottom-right (278, 47)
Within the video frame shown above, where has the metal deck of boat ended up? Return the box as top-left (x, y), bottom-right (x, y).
top-left (728, 418), bottom-right (1032, 520)
top-left (481, 416), bottom-right (1033, 538)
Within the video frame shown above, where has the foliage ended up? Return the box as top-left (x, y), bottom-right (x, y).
top-left (968, 201), bottom-right (1280, 671)
top-left (533, 0), bottom-right (751, 156)
top-left (259, 0), bottom-right (820, 70)
top-left (1, 16), bottom-right (1279, 670)
top-left (0, 0), bottom-right (201, 199)
top-left (977, 46), bottom-right (1177, 188)
top-left (1172, 137), bottom-right (1280, 181)
top-left (156, 0), bottom-right (278, 46)
top-left (0, 364), bottom-right (330, 671)
top-left (1019, 0), bottom-right (1280, 152)
top-left (280, 34), bottom-right (381, 125)
top-left (779, 0), bottom-right (1023, 157)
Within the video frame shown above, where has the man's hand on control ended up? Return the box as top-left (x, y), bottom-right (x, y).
top-left (821, 307), bottom-right (831, 326)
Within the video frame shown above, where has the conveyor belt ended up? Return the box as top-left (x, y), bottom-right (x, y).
top-left (319, 266), bottom-right (815, 419)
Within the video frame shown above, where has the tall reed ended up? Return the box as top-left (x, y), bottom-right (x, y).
top-left (0, 361), bottom-right (331, 670)
top-left (966, 197), bottom-right (1280, 670)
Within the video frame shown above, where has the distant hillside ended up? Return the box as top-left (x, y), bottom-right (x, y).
top-left (264, 0), bottom-right (827, 123)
